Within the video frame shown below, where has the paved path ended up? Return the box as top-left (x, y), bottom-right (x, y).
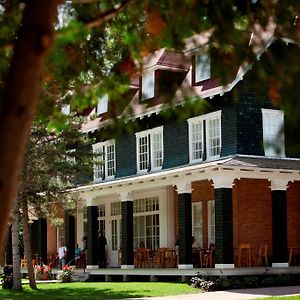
top-left (127, 286), bottom-right (300, 300)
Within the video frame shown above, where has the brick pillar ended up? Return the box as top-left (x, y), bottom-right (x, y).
top-left (86, 205), bottom-right (98, 267)
top-left (121, 192), bottom-right (134, 269)
top-left (176, 182), bottom-right (193, 269)
top-left (65, 212), bottom-right (75, 265)
top-left (38, 218), bottom-right (47, 264)
top-left (271, 179), bottom-right (288, 267)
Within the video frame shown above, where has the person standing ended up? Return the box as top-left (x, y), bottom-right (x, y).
top-left (97, 230), bottom-right (107, 268)
top-left (57, 242), bottom-right (67, 269)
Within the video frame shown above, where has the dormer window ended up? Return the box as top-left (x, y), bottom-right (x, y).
top-left (141, 71), bottom-right (155, 100)
top-left (97, 94), bottom-right (108, 115)
top-left (195, 54), bottom-right (211, 83)
top-left (262, 109), bottom-right (285, 157)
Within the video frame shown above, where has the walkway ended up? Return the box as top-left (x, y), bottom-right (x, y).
top-left (128, 286), bottom-right (300, 300)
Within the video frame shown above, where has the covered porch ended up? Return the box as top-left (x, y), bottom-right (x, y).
top-left (71, 155), bottom-right (300, 271)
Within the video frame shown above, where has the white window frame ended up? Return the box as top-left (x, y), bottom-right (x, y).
top-left (207, 200), bottom-right (215, 245)
top-left (92, 140), bottom-right (116, 182)
top-left (57, 226), bottom-right (64, 246)
top-left (133, 196), bottom-right (160, 250)
top-left (188, 117), bottom-right (204, 162)
top-left (195, 54), bottom-right (211, 83)
top-left (188, 110), bottom-right (221, 163)
top-left (206, 111), bottom-right (222, 161)
top-left (97, 94), bottom-right (108, 115)
top-left (141, 71), bottom-right (155, 100)
top-left (192, 202), bottom-right (203, 248)
top-left (136, 126), bottom-right (163, 174)
top-left (98, 204), bottom-right (106, 233)
top-left (261, 108), bottom-right (285, 157)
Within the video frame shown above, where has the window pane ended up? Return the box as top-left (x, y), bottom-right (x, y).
top-left (195, 54), bottom-right (211, 82)
top-left (141, 72), bottom-right (155, 100)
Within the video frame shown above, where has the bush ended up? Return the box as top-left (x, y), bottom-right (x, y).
top-left (243, 276), bottom-right (259, 288)
top-left (190, 276), bottom-right (214, 292)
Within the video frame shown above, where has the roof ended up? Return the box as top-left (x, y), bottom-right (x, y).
top-left (82, 20), bottom-right (290, 132)
top-left (219, 155), bottom-right (300, 171)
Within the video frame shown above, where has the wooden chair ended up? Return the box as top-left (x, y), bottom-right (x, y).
top-left (203, 245), bottom-right (216, 268)
top-left (20, 257), bottom-right (27, 268)
top-left (238, 243), bottom-right (252, 267)
top-left (134, 248), bottom-right (151, 268)
top-left (257, 244), bottom-right (268, 267)
top-left (155, 248), bottom-right (168, 268)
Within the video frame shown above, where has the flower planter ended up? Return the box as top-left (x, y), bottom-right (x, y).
top-left (36, 273), bottom-right (49, 280)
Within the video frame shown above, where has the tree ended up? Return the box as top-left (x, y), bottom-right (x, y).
top-left (1, 0), bottom-right (300, 255)
top-left (16, 114), bottom-right (92, 288)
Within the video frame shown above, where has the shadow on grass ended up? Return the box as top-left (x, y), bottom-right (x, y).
top-left (0, 285), bottom-right (152, 300)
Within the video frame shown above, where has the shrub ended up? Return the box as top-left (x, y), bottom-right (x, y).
top-left (190, 276), bottom-right (214, 292)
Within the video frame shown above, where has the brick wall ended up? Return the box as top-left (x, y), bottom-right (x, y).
top-left (233, 178), bottom-right (272, 265)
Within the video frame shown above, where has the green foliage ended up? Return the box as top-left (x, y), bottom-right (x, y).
top-left (1, 1), bottom-right (300, 135)
top-left (19, 113), bottom-right (93, 220)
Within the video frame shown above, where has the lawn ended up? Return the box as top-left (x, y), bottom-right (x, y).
top-left (0, 282), bottom-right (201, 299)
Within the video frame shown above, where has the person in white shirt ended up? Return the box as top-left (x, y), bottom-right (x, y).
top-left (57, 242), bottom-right (67, 269)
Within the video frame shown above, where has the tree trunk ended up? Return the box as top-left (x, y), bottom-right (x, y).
top-left (12, 204), bottom-right (22, 290)
top-left (0, 0), bottom-right (61, 256)
top-left (22, 199), bottom-right (37, 289)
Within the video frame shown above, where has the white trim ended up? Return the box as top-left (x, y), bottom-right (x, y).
top-left (176, 182), bottom-right (192, 194)
top-left (215, 264), bottom-right (235, 269)
top-left (119, 192), bottom-right (133, 202)
top-left (86, 265), bottom-right (99, 269)
top-left (270, 179), bottom-right (289, 191)
top-left (178, 264), bottom-right (193, 269)
top-left (211, 174), bottom-right (235, 189)
top-left (272, 262), bottom-right (289, 268)
top-left (121, 264), bottom-right (135, 269)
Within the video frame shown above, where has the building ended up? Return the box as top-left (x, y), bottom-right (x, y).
top-left (28, 23), bottom-right (300, 273)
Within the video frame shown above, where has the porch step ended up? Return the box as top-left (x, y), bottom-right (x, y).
top-left (72, 271), bottom-right (90, 282)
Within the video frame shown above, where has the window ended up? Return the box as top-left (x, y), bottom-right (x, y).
top-left (136, 127), bottom-right (163, 173)
top-left (192, 202), bottom-right (203, 248)
top-left (262, 109), bottom-right (285, 157)
top-left (97, 94), bottom-right (108, 115)
top-left (195, 54), bottom-right (211, 83)
top-left (92, 140), bottom-right (116, 182)
top-left (57, 226), bottom-right (64, 246)
top-left (141, 71), bottom-right (155, 100)
top-left (111, 202), bottom-right (121, 251)
top-left (188, 110), bottom-right (221, 162)
top-left (207, 114), bottom-right (221, 159)
top-left (207, 200), bottom-right (215, 245)
top-left (133, 197), bottom-right (160, 250)
top-left (98, 204), bottom-right (105, 233)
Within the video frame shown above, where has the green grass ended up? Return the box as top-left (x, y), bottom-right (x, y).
top-left (0, 282), bottom-right (201, 299)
